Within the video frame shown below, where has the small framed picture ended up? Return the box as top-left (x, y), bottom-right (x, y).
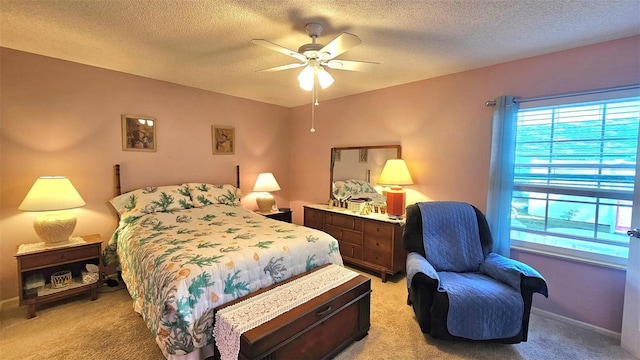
top-left (122, 114), bottom-right (156, 152)
top-left (359, 148), bottom-right (368, 163)
top-left (212, 126), bottom-right (235, 155)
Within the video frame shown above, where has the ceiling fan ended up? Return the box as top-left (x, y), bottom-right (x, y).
top-left (251, 22), bottom-right (378, 91)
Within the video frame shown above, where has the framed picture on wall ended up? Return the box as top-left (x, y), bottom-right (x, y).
top-left (212, 125), bottom-right (235, 155)
top-left (122, 114), bottom-right (157, 152)
top-left (359, 148), bottom-right (368, 163)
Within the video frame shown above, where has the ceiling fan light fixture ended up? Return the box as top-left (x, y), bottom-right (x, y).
top-left (252, 22), bottom-right (378, 134)
top-left (317, 67), bottom-right (334, 89)
top-left (297, 65), bottom-right (314, 91)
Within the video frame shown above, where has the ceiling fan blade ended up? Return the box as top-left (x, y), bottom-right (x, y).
top-left (318, 33), bottom-right (362, 61)
top-left (257, 63), bottom-right (307, 72)
top-left (251, 39), bottom-right (307, 63)
top-left (326, 59), bottom-right (379, 71)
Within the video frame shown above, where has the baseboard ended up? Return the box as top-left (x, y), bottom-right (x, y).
top-left (0, 297), bottom-right (19, 313)
top-left (532, 307), bottom-right (621, 341)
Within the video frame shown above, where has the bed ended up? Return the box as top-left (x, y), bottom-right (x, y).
top-left (103, 165), bottom-right (343, 359)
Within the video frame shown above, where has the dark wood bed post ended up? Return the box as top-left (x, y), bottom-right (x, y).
top-left (115, 164), bottom-right (121, 196)
top-left (236, 165), bottom-right (240, 188)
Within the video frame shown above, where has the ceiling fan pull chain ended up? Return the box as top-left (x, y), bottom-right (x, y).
top-left (310, 83), bottom-right (316, 133)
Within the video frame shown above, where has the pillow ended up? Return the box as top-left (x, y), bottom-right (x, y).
top-left (110, 184), bottom-right (194, 220)
top-left (333, 179), bottom-right (386, 203)
top-left (186, 183), bottom-right (241, 207)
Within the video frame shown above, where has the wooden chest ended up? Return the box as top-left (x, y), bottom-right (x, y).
top-left (215, 266), bottom-right (371, 360)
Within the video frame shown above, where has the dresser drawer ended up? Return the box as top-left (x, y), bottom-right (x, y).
top-left (325, 225), bottom-right (363, 245)
top-left (363, 235), bottom-right (392, 255)
top-left (338, 241), bottom-right (363, 260)
top-left (325, 213), bottom-right (363, 232)
top-left (19, 244), bottom-right (101, 270)
top-left (304, 208), bottom-right (324, 230)
top-left (364, 221), bottom-right (394, 239)
top-left (364, 223), bottom-right (393, 253)
top-left (363, 247), bottom-right (392, 269)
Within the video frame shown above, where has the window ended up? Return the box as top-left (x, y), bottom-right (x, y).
top-left (509, 94), bottom-right (640, 267)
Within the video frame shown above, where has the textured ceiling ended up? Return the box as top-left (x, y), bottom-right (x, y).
top-left (1, 0), bottom-right (639, 108)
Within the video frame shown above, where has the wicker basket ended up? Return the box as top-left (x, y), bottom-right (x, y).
top-left (82, 271), bottom-right (100, 284)
top-left (51, 270), bottom-right (72, 288)
top-left (348, 200), bottom-right (371, 213)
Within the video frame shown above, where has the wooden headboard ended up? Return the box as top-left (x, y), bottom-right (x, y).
top-left (114, 164), bottom-right (241, 196)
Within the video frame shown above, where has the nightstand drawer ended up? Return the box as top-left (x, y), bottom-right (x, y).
top-left (20, 244), bottom-right (100, 270)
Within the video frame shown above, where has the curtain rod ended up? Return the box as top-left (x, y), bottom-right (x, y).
top-left (485, 83), bottom-right (640, 106)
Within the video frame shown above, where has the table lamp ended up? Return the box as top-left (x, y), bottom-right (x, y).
top-left (378, 159), bottom-right (414, 219)
top-left (253, 173), bottom-right (281, 213)
top-left (19, 176), bottom-right (86, 245)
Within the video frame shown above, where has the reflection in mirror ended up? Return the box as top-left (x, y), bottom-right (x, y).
top-left (330, 145), bottom-right (401, 202)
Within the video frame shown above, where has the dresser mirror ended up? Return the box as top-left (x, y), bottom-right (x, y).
top-left (330, 145), bottom-right (401, 200)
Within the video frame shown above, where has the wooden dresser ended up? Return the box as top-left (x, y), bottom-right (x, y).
top-left (304, 204), bottom-right (406, 282)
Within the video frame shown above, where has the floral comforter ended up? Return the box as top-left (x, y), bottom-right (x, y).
top-left (103, 205), bottom-right (342, 359)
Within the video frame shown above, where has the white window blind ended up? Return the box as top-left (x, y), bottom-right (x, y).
top-left (510, 95), bottom-right (640, 267)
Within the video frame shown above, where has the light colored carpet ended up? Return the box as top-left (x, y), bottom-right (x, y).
top-left (0, 267), bottom-right (635, 360)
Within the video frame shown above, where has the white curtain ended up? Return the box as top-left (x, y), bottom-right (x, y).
top-left (486, 96), bottom-right (519, 256)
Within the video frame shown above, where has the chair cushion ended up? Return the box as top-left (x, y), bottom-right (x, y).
top-left (418, 202), bottom-right (484, 272)
top-left (438, 272), bottom-right (524, 340)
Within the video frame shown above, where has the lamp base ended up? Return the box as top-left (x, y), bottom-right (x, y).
top-left (33, 212), bottom-right (76, 245)
top-left (256, 193), bottom-right (278, 213)
top-left (385, 186), bottom-right (406, 220)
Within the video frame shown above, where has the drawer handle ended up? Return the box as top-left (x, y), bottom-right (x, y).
top-left (316, 305), bottom-right (332, 317)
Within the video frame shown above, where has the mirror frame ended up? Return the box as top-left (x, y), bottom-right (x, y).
top-left (330, 144), bottom-right (402, 199)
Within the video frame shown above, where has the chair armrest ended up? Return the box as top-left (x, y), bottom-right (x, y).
top-left (481, 253), bottom-right (548, 297)
top-left (407, 252), bottom-right (440, 289)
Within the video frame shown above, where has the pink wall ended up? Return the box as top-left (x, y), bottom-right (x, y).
top-left (0, 48), bottom-right (291, 300)
top-left (1, 35), bottom-right (638, 333)
top-left (288, 35), bottom-right (640, 332)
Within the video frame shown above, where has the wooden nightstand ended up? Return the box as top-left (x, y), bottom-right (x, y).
top-left (258, 208), bottom-right (292, 223)
top-left (15, 234), bottom-right (103, 318)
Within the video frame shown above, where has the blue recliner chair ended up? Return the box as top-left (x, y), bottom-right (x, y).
top-left (404, 201), bottom-right (548, 343)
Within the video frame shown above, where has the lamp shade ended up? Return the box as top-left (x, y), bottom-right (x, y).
top-left (19, 176), bottom-right (86, 211)
top-left (378, 159), bottom-right (414, 186)
top-left (253, 173), bottom-right (281, 192)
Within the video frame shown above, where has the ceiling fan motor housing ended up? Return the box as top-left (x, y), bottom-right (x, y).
top-left (298, 43), bottom-right (324, 59)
